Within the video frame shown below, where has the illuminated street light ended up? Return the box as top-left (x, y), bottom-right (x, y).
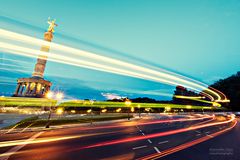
top-left (45, 91), bottom-right (64, 128)
top-left (56, 108), bottom-right (64, 115)
top-left (46, 91), bottom-right (53, 99)
top-left (165, 106), bottom-right (171, 112)
top-left (101, 109), bottom-right (107, 113)
top-left (125, 99), bottom-right (132, 120)
top-left (87, 109), bottom-right (92, 113)
top-left (131, 107), bottom-right (134, 112)
top-left (125, 99), bottom-right (132, 107)
top-left (70, 110), bottom-right (76, 114)
top-left (138, 104), bottom-right (141, 117)
top-left (116, 108), bottom-right (121, 112)
top-left (145, 108), bottom-right (150, 112)
top-left (56, 92), bottom-right (64, 100)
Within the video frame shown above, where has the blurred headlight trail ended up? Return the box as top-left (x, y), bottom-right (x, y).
top-left (0, 28), bottom-right (228, 102)
top-left (140, 120), bottom-right (237, 160)
top-left (0, 131), bottom-right (116, 148)
top-left (79, 116), bottom-right (236, 149)
top-left (48, 114), bottom-right (214, 132)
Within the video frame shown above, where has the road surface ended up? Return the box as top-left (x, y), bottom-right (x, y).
top-left (0, 113), bottom-right (237, 160)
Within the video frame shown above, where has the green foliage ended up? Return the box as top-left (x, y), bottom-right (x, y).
top-left (0, 97), bottom-right (57, 107)
top-left (211, 72), bottom-right (240, 111)
top-left (5, 115), bottom-right (132, 128)
top-left (59, 100), bottom-right (212, 109)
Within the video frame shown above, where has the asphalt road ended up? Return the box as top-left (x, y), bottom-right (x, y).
top-left (0, 114), bottom-right (237, 160)
top-left (158, 118), bottom-right (240, 160)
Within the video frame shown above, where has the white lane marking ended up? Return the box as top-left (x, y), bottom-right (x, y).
top-left (195, 130), bottom-right (201, 133)
top-left (158, 140), bottom-right (169, 144)
top-left (154, 146), bottom-right (161, 153)
top-left (139, 130), bottom-right (142, 132)
top-left (205, 131), bottom-right (210, 134)
top-left (196, 134), bottom-right (201, 136)
top-left (132, 145), bottom-right (148, 150)
top-left (141, 132), bottom-right (145, 135)
top-left (147, 139), bottom-right (152, 144)
top-left (0, 131), bottom-right (44, 160)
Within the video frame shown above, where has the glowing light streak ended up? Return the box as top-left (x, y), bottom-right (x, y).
top-left (0, 57), bottom-right (30, 65)
top-left (0, 28), bottom-right (227, 102)
top-left (0, 132), bottom-right (116, 148)
top-left (140, 120), bottom-right (237, 160)
top-left (80, 115), bottom-right (235, 149)
top-left (174, 95), bottom-right (205, 99)
top-left (0, 42), bottom-right (202, 90)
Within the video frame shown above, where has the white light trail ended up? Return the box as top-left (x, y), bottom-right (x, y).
top-left (0, 28), bottom-right (227, 102)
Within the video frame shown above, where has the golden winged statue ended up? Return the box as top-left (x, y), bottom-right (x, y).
top-left (47, 17), bottom-right (58, 32)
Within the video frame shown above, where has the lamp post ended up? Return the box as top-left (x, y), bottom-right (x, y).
top-left (125, 99), bottom-right (131, 120)
top-left (87, 100), bottom-right (94, 125)
top-left (87, 108), bottom-right (93, 125)
top-left (45, 91), bottom-right (64, 128)
top-left (138, 104), bottom-right (141, 118)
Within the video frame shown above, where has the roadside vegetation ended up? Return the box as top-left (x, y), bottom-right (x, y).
top-left (3, 114), bottom-right (133, 129)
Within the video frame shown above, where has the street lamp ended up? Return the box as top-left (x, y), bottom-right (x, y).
top-left (125, 99), bottom-right (131, 120)
top-left (56, 92), bottom-right (64, 100)
top-left (87, 109), bottom-right (93, 124)
top-left (138, 104), bottom-right (141, 118)
top-left (86, 109), bottom-right (91, 113)
top-left (45, 91), bottom-right (64, 128)
top-left (46, 91), bottom-right (53, 99)
top-left (101, 109), bottom-right (107, 113)
top-left (56, 108), bottom-right (64, 115)
top-left (116, 108), bottom-right (121, 112)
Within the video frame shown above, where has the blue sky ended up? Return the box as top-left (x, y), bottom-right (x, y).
top-left (0, 0), bottom-right (240, 100)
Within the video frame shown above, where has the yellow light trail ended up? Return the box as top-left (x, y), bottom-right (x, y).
top-left (0, 28), bottom-right (228, 102)
top-left (0, 132), bottom-right (116, 148)
top-left (174, 95), bottom-right (205, 99)
top-left (174, 95), bottom-right (221, 107)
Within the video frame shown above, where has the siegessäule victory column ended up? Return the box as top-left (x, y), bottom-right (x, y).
top-left (13, 18), bottom-right (57, 98)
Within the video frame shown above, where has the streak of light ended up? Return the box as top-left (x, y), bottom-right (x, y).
top-left (139, 120), bottom-right (237, 160)
top-left (0, 42), bottom-right (163, 82)
top-left (0, 63), bottom-right (31, 69)
top-left (20, 122), bottom-right (36, 133)
top-left (174, 95), bottom-right (205, 99)
top-left (0, 28), bottom-right (226, 102)
top-left (209, 86), bottom-right (228, 102)
top-left (65, 115), bottom-right (214, 132)
top-left (116, 108), bottom-right (121, 112)
top-left (0, 57), bottom-right (31, 65)
top-left (0, 67), bottom-right (31, 74)
top-left (174, 94), bottom-right (221, 107)
top-left (0, 76), bottom-right (16, 83)
top-left (0, 82), bottom-right (16, 86)
top-left (0, 42), bottom-right (204, 92)
top-left (101, 109), bottom-right (107, 113)
top-left (79, 115), bottom-right (235, 149)
top-left (3, 115), bottom-right (211, 135)
top-left (0, 131), bottom-right (116, 148)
